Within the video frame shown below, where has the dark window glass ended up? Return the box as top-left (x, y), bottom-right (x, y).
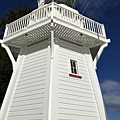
top-left (70, 60), bottom-right (77, 74)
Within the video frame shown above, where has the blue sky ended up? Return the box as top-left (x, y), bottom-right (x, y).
top-left (0, 0), bottom-right (120, 120)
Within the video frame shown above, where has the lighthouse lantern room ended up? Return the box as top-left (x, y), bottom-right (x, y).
top-left (0, 0), bottom-right (110, 120)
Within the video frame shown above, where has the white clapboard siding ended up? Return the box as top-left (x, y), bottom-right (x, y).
top-left (58, 40), bottom-right (100, 120)
top-left (6, 40), bottom-right (49, 120)
top-left (58, 114), bottom-right (100, 120)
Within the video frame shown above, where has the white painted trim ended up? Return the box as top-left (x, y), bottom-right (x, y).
top-left (48, 20), bottom-right (55, 120)
top-left (93, 42), bottom-right (109, 69)
top-left (83, 47), bottom-right (107, 120)
top-left (42, 44), bottom-right (51, 120)
top-left (1, 44), bottom-right (16, 71)
top-left (0, 40), bottom-right (16, 71)
top-left (51, 43), bottom-right (59, 119)
top-left (3, 25), bottom-right (8, 38)
top-left (0, 47), bottom-right (25, 120)
top-left (0, 39), bottom-right (2, 43)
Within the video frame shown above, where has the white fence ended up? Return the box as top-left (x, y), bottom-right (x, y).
top-left (4, 2), bottom-right (106, 38)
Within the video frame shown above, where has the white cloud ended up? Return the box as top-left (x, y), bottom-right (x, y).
top-left (100, 80), bottom-right (120, 111)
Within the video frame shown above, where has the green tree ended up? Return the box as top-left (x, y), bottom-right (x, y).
top-left (0, 5), bottom-right (30, 39)
top-left (0, 46), bottom-right (12, 107)
top-left (0, 5), bottom-right (31, 107)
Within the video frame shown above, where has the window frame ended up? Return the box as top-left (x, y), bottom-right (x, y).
top-left (70, 59), bottom-right (78, 75)
top-left (69, 59), bottom-right (82, 79)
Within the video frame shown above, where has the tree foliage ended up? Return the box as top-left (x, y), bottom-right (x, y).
top-left (0, 5), bottom-right (30, 107)
top-left (0, 5), bottom-right (30, 39)
top-left (0, 45), bottom-right (12, 106)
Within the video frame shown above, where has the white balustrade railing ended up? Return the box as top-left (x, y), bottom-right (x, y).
top-left (83, 17), bottom-right (105, 36)
top-left (4, 3), bottom-right (51, 37)
top-left (4, 2), bottom-right (106, 38)
top-left (54, 3), bottom-right (81, 27)
top-left (53, 3), bottom-right (106, 37)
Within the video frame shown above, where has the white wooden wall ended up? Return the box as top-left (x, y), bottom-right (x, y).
top-left (50, 39), bottom-right (102, 120)
top-left (1, 38), bottom-right (106, 120)
top-left (57, 40), bottom-right (100, 120)
top-left (5, 40), bottom-right (50, 120)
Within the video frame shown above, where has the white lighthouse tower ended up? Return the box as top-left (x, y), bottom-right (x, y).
top-left (0, 0), bottom-right (110, 120)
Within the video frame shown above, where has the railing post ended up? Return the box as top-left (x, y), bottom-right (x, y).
top-left (51, 1), bottom-right (54, 20)
top-left (102, 24), bottom-right (106, 38)
top-left (80, 16), bottom-right (84, 29)
top-left (29, 11), bottom-right (36, 26)
top-left (3, 25), bottom-right (9, 38)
